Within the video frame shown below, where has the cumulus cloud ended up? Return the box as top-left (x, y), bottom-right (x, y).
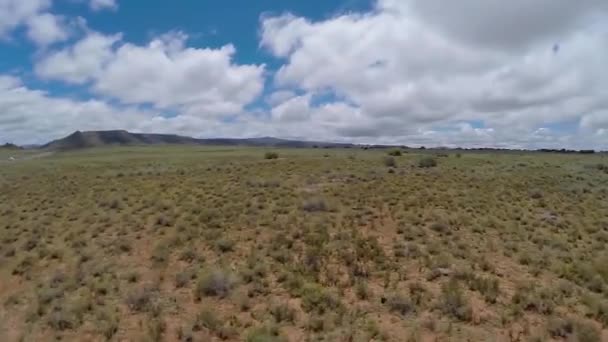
top-left (25, 13), bottom-right (69, 46)
top-left (36, 32), bottom-right (122, 83)
top-left (4, 0), bottom-right (608, 149)
top-left (36, 31), bottom-right (265, 116)
top-left (0, 0), bottom-right (49, 36)
top-left (0, 75), bottom-right (154, 144)
top-left (0, 0), bottom-right (71, 46)
top-left (406, 0), bottom-right (608, 50)
top-left (90, 0), bottom-right (117, 11)
top-left (260, 0), bottom-right (608, 148)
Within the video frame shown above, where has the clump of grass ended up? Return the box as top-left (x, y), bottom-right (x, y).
top-left (151, 242), bottom-right (170, 264)
top-left (246, 325), bottom-right (285, 342)
top-left (178, 247), bottom-right (197, 263)
top-left (573, 320), bottom-right (602, 342)
top-left (529, 189), bottom-right (543, 199)
top-left (264, 152), bottom-right (279, 160)
top-left (418, 157), bottom-right (437, 168)
top-left (387, 149), bottom-right (402, 157)
top-left (175, 269), bottom-right (194, 288)
top-left (455, 270), bottom-right (500, 304)
top-left (270, 302), bottom-right (296, 323)
top-left (546, 316), bottom-right (573, 338)
top-left (125, 286), bottom-right (156, 312)
top-left (302, 198), bottom-right (329, 212)
top-left (194, 268), bottom-right (237, 300)
top-left (438, 279), bottom-right (473, 322)
top-left (511, 284), bottom-right (555, 315)
top-left (383, 156), bottom-right (396, 167)
top-left (300, 283), bottom-right (342, 315)
top-left (192, 308), bottom-right (220, 332)
top-left (385, 293), bottom-right (415, 316)
top-left (216, 238), bottom-right (235, 253)
top-left (355, 281), bottom-right (371, 300)
top-left (47, 309), bottom-right (78, 331)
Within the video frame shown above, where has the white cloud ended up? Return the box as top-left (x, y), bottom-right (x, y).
top-left (36, 31), bottom-right (266, 116)
top-left (0, 0), bottom-right (50, 36)
top-left (259, 0), bottom-right (608, 148)
top-left (36, 32), bottom-right (122, 83)
top-left (25, 13), bottom-right (69, 46)
top-left (266, 90), bottom-right (296, 106)
top-left (0, 0), bottom-right (70, 47)
top-left (0, 75), bottom-right (155, 144)
top-left (406, 0), bottom-right (608, 50)
top-left (90, 0), bottom-right (117, 11)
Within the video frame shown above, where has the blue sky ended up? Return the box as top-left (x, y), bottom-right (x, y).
top-left (1, 0), bottom-right (608, 149)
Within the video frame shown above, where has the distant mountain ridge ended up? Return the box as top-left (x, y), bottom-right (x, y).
top-left (1, 143), bottom-right (22, 150)
top-left (42, 130), bottom-right (356, 151)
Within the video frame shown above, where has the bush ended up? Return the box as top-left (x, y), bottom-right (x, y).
top-left (383, 156), bottom-right (397, 167)
top-left (300, 283), bottom-right (342, 315)
top-left (355, 281), bottom-right (371, 300)
top-left (573, 320), bottom-right (602, 342)
top-left (547, 316), bottom-right (573, 338)
top-left (418, 157), bottom-right (437, 168)
top-left (270, 302), bottom-right (296, 323)
top-left (302, 198), bottom-right (328, 212)
top-left (386, 293), bottom-right (415, 316)
top-left (125, 286), bottom-right (155, 312)
top-left (264, 152), bottom-right (279, 160)
top-left (216, 238), bottom-right (235, 253)
top-left (151, 243), bottom-right (170, 264)
top-left (194, 269), bottom-right (236, 300)
top-left (193, 308), bottom-right (220, 332)
top-left (388, 149), bottom-right (402, 157)
top-left (438, 279), bottom-right (473, 322)
top-left (175, 269), bottom-right (194, 288)
top-left (246, 325), bottom-right (285, 342)
top-left (511, 284), bottom-right (554, 315)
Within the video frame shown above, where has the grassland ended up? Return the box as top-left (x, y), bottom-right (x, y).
top-left (1, 146), bottom-right (608, 341)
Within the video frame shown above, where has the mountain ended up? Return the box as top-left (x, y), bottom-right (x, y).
top-left (42, 130), bottom-right (357, 151)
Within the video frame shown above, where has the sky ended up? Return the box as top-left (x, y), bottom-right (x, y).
top-left (1, 0), bottom-right (608, 149)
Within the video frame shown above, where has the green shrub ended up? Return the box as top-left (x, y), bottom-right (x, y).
top-left (511, 284), bottom-right (554, 315)
top-left (270, 302), bottom-right (296, 323)
top-left (438, 279), bottom-right (473, 322)
top-left (388, 149), bottom-right (402, 157)
top-left (264, 152), bottom-right (279, 160)
top-left (193, 308), bottom-right (220, 332)
top-left (246, 325), bottom-right (285, 342)
top-left (125, 286), bottom-right (155, 312)
top-left (175, 269), bottom-right (194, 288)
top-left (383, 156), bottom-right (397, 167)
top-left (546, 316), bottom-right (573, 338)
top-left (302, 198), bottom-right (328, 212)
top-left (355, 281), bottom-right (371, 300)
top-left (151, 243), bottom-right (170, 264)
top-left (418, 157), bottom-right (437, 168)
top-left (300, 283), bottom-right (342, 315)
top-left (386, 293), bottom-right (415, 316)
top-left (216, 238), bottom-right (235, 253)
top-left (194, 269), bottom-right (236, 300)
top-left (574, 320), bottom-right (601, 342)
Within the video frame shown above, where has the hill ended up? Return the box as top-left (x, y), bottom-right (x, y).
top-left (0, 143), bottom-right (22, 150)
top-left (42, 130), bottom-right (356, 151)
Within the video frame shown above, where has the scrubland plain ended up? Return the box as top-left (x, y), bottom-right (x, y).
top-left (1, 146), bottom-right (608, 341)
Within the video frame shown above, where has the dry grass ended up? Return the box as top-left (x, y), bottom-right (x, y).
top-left (1, 146), bottom-right (607, 341)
